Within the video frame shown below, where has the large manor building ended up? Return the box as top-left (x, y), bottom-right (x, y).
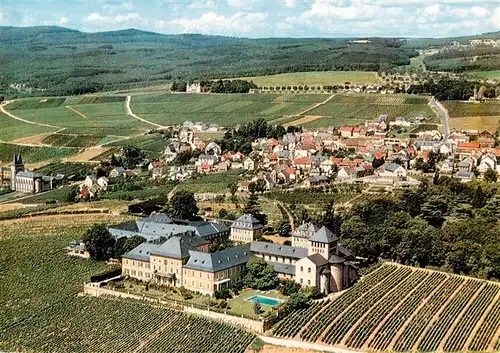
top-left (119, 213), bottom-right (358, 296)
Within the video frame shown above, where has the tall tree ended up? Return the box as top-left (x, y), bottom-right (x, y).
top-left (169, 190), bottom-right (199, 219)
top-left (244, 257), bottom-right (279, 290)
top-left (83, 223), bottom-right (115, 261)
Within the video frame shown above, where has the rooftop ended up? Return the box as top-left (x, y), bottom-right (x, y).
top-left (184, 244), bottom-right (252, 273)
top-left (250, 241), bottom-right (307, 259)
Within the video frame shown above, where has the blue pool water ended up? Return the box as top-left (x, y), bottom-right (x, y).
top-left (247, 295), bottom-right (282, 306)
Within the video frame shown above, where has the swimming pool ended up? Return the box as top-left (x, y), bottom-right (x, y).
top-left (247, 295), bottom-right (282, 306)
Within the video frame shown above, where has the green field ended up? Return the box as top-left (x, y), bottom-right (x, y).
top-left (107, 133), bottom-right (169, 155)
top-left (0, 215), bottom-right (255, 353)
top-left (443, 101), bottom-right (500, 117)
top-left (130, 93), bottom-right (326, 126)
top-left (236, 71), bottom-right (383, 86)
top-left (469, 70), bottom-right (500, 80)
top-left (299, 94), bottom-right (434, 128)
top-left (443, 101), bottom-right (500, 132)
top-left (0, 112), bottom-right (58, 142)
top-left (0, 142), bottom-right (77, 164)
top-left (42, 133), bottom-right (106, 148)
top-left (178, 170), bottom-right (246, 194)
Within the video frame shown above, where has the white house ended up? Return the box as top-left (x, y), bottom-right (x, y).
top-left (243, 157), bottom-right (255, 171)
top-left (478, 156), bottom-right (497, 174)
top-left (97, 177), bottom-right (109, 190)
top-left (377, 163), bottom-right (407, 179)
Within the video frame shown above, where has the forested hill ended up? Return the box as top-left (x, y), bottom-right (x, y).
top-left (0, 26), bottom-right (417, 96)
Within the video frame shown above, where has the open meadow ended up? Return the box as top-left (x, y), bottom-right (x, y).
top-left (272, 263), bottom-right (500, 352)
top-left (0, 214), bottom-right (256, 353)
top-left (236, 71), bottom-right (383, 86)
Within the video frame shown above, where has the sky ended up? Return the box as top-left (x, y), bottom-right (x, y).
top-left (1, 0), bottom-right (500, 38)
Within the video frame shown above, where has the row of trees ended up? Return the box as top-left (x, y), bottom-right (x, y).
top-left (171, 79), bottom-right (257, 93)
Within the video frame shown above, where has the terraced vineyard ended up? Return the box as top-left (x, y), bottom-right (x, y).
top-left (271, 264), bottom-right (500, 352)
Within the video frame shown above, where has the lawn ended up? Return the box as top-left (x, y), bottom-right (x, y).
top-left (236, 71), bottom-right (383, 86)
top-left (227, 289), bottom-right (287, 318)
top-left (130, 93), bottom-right (326, 126)
top-left (0, 142), bottom-right (77, 164)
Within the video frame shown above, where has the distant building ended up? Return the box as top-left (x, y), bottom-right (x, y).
top-left (10, 153), bottom-right (63, 193)
top-left (186, 82), bottom-right (201, 94)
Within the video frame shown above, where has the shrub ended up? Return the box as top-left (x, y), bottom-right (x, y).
top-left (178, 286), bottom-right (193, 300)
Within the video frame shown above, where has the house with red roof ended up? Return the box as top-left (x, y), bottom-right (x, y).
top-left (339, 126), bottom-right (354, 138)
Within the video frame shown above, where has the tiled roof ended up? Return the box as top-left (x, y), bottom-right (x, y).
top-left (306, 253), bottom-right (329, 267)
top-left (123, 242), bottom-right (159, 262)
top-left (310, 226), bottom-right (339, 243)
top-left (232, 214), bottom-right (263, 230)
top-left (184, 244), bottom-right (252, 273)
top-left (250, 241), bottom-right (307, 259)
top-left (270, 262), bottom-right (296, 275)
top-left (151, 236), bottom-right (198, 259)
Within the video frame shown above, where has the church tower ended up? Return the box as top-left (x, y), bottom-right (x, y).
top-left (11, 153), bottom-right (24, 190)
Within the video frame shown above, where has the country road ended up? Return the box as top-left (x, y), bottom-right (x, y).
top-left (125, 95), bottom-right (164, 128)
top-left (0, 101), bottom-right (61, 129)
top-left (430, 97), bottom-right (450, 141)
top-left (295, 93), bottom-right (336, 116)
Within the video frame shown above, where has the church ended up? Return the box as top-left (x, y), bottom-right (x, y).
top-left (10, 153), bottom-right (63, 193)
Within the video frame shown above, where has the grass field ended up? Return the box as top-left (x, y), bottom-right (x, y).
top-left (293, 94), bottom-right (434, 128)
top-left (0, 142), bottom-right (77, 164)
top-left (130, 93), bottom-right (326, 126)
top-left (236, 71), bottom-right (383, 86)
top-left (0, 214), bottom-right (255, 353)
top-left (272, 263), bottom-right (500, 352)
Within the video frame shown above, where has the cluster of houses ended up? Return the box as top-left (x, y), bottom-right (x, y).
top-left (79, 167), bottom-right (137, 199)
top-left (69, 212), bottom-right (358, 296)
top-left (144, 117), bottom-right (499, 189)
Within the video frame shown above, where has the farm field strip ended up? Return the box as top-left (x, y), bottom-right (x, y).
top-left (299, 265), bottom-right (399, 342)
top-left (273, 265), bottom-right (398, 340)
top-left (369, 272), bottom-right (448, 351)
top-left (443, 283), bottom-right (499, 352)
top-left (340, 269), bottom-right (428, 348)
top-left (322, 267), bottom-right (412, 345)
top-left (468, 298), bottom-right (500, 351)
top-left (235, 71), bottom-right (383, 86)
top-left (417, 279), bottom-right (483, 352)
top-left (392, 276), bottom-right (465, 351)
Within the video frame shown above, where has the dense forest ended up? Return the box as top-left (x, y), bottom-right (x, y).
top-left (0, 26), bottom-right (417, 97)
top-left (339, 179), bottom-right (499, 280)
top-left (406, 78), bottom-right (499, 100)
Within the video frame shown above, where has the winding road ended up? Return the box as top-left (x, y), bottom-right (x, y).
top-left (125, 95), bottom-right (164, 128)
top-left (0, 100), bottom-right (61, 129)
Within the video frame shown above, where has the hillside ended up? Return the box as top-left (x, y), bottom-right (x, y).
top-left (0, 26), bottom-right (418, 97)
top-left (272, 263), bottom-right (500, 352)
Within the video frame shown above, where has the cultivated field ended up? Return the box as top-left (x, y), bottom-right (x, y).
top-left (0, 214), bottom-right (256, 353)
top-left (469, 70), bottom-right (500, 80)
top-left (272, 264), bottom-right (500, 352)
top-left (0, 142), bottom-right (77, 163)
top-left (297, 94), bottom-right (434, 128)
top-left (236, 71), bottom-right (383, 86)
top-left (130, 93), bottom-right (327, 126)
top-left (442, 101), bottom-right (500, 132)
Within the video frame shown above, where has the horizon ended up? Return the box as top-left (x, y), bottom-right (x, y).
top-left (2, 24), bottom-right (500, 40)
top-left (1, 0), bottom-right (500, 38)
